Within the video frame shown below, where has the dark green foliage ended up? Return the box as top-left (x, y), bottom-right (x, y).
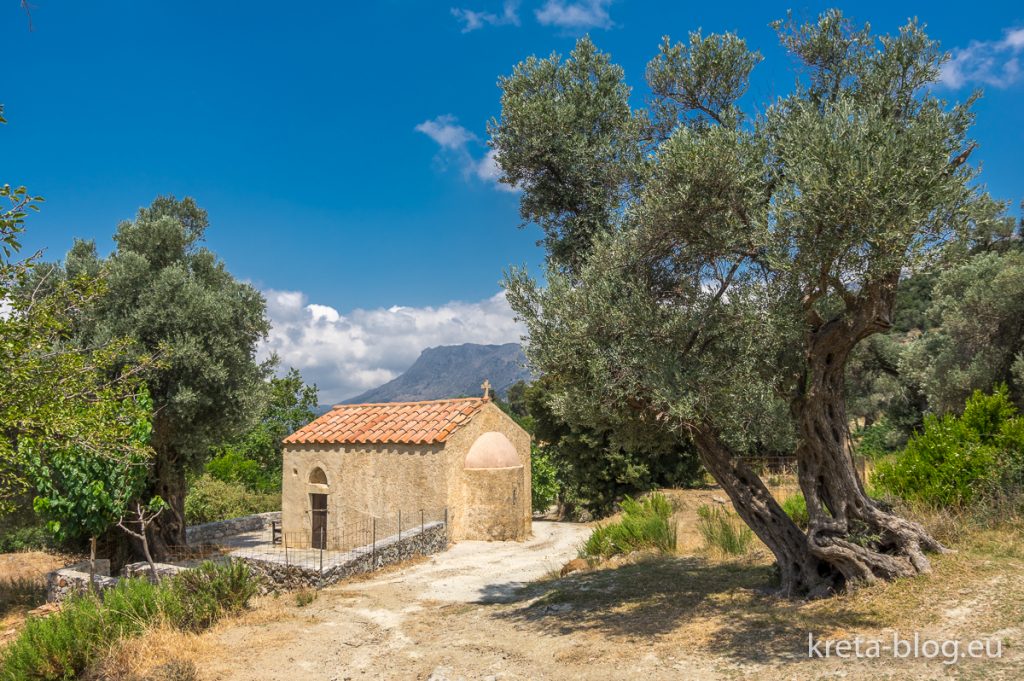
top-left (525, 380), bottom-right (703, 517)
top-left (205, 369), bottom-right (318, 493)
top-left (696, 505), bottom-right (754, 556)
top-left (904, 250), bottom-right (1024, 414)
top-left (184, 475), bottom-right (279, 525)
top-left (854, 421), bottom-right (901, 460)
top-left (580, 493), bottom-right (676, 558)
top-left (529, 445), bottom-right (560, 513)
top-left (0, 561), bottom-right (258, 680)
top-left (0, 524), bottom-right (54, 553)
top-left (873, 386), bottom-right (1024, 506)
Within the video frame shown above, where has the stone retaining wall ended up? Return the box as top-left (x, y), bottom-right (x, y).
top-left (46, 559), bottom-right (191, 602)
top-left (46, 560), bottom-right (119, 603)
top-left (241, 520), bottom-right (448, 591)
top-left (185, 511), bottom-right (281, 545)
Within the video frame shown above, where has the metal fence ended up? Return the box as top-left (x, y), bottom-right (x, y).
top-left (207, 506), bottom-right (450, 575)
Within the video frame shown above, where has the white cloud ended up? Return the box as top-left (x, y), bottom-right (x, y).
top-left (535, 0), bottom-right (613, 31)
top-left (260, 289), bottom-right (525, 404)
top-left (414, 115), bottom-right (478, 150)
top-left (416, 115), bottom-right (515, 192)
top-left (940, 27), bottom-right (1024, 89)
top-left (452, 0), bottom-right (520, 32)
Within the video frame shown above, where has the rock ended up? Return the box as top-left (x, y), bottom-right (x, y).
top-left (712, 496), bottom-right (727, 505)
top-left (27, 603), bottom-right (60, 618)
top-left (560, 558), bottom-right (588, 577)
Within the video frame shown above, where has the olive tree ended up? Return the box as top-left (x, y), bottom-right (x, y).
top-left (68, 197), bottom-right (271, 556)
top-left (496, 12), bottom-right (996, 596)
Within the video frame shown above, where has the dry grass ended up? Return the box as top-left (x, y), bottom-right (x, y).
top-left (84, 625), bottom-right (214, 680)
top-left (499, 522), bottom-right (1024, 671)
top-left (502, 486), bottom-right (1024, 676)
top-left (85, 594), bottom-right (299, 680)
top-left (0, 551), bottom-right (72, 647)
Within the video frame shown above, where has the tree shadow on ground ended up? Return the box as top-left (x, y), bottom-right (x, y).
top-left (483, 555), bottom-right (890, 663)
top-left (0, 575), bottom-right (46, 618)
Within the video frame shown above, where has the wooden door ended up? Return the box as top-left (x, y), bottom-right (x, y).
top-left (310, 493), bottom-right (328, 549)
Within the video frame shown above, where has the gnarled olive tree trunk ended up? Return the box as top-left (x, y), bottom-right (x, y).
top-left (794, 280), bottom-right (945, 587)
top-left (689, 278), bottom-right (946, 597)
top-left (690, 428), bottom-right (841, 597)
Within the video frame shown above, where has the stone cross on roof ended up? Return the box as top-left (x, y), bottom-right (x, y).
top-left (481, 379), bottom-right (491, 401)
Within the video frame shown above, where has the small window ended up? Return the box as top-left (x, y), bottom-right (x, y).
top-left (309, 467), bottom-right (328, 485)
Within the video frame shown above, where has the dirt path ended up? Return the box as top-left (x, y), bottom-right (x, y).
top-left (202, 521), bottom-right (594, 681)
top-left (196, 506), bottom-right (1024, 681)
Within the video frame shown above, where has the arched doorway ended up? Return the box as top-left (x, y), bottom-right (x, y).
top-left (308, 466), bottom-right (329, 549)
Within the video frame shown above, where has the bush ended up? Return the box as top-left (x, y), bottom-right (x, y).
top-left (184, 474), bottom-right (280, 525)
top-left (0, 525), bottom-right (54, 553)
top-left (855, 420), bottom-right (900, 459)
top-left (0, 578), bottom-right (163, 681)
top-left (696, 504), bottom-right (754, 556)
top-left (873, 386), bottom-right (1024, 507)
top-left (295, 588), bottom-right (317, 607)
top-left (580, 493), bottom-right (676, 559)
top-left (0, 561), bottom-right (258, 680)
top-left (166, 560), bottom-right (259, 631)
top-left (205, 448), bottom-right (279, 494)
top-left (531, 445), bottom-right (560, 513)
top-left (781, 493), bottom-right (808, 530)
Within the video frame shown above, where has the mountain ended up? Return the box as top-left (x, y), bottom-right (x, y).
top-left (342, 343), bottom-right (532, 405)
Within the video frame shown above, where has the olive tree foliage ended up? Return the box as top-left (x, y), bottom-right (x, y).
top-left (903, 246), bottom-right (1024, 415)
top-left (0, 105), bottom-right (154, 514)
top-left (495, 12), bottom-right (998, 596)
top-left (64, 197), bottom-right (272, 556)
top-left (206, 368), bottom-right (318, 493)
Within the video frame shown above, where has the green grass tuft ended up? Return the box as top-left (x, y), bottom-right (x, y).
top-left (696, 504), bottom-right (754, 556)
top-left (580, 493), bottom-right (677, 559)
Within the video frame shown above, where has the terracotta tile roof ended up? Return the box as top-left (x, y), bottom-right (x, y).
top-left (283, 397), bottom-right (489, 446)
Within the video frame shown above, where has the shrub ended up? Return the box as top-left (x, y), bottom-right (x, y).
top-left (205, 448), bottom-right (279, 494)
top-left (0, 561), bottom-right (258, 680)
top-left (781, 493), bottom-right (808, 530)
top-left (0, 525), bottom-right (54, 553)
top-left (167, 560), bottom-right (259, 631)
top-left (580, 493), bottom-right (676, 559)
top-left (873, 386), bottom-right (1024, 507)
top-left (855, 420), bottom-right (899, 459)
top-left (696, 504), bottom-right (754, 556)
top-left (530, 445), bottom-right (560, 513)
top-left (184, 474), bottom-right (280, 525)
top-left (0, 580), bottom-right (160, 681)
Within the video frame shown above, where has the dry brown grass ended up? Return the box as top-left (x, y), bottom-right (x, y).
top-left (509, 487), bottom-right (1024, 674)
top-left (85, 594), bottom-right (299, 680)
top-left (0, 550), bottom-right (68, 581)
top-left (85, 625), bottom-right (213, 680)
top-left (0, 550), bottom-right (73, 647)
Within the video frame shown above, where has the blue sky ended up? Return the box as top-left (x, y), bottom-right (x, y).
top-left (2, 1), bottom-right (1022, 401)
